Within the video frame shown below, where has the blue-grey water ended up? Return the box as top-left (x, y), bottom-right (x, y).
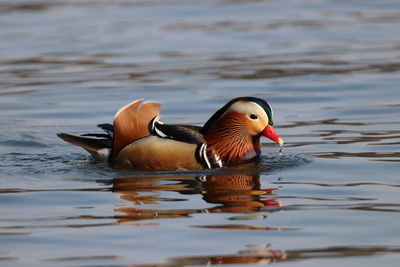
top-left (1, 0), bottom-right (400, 266)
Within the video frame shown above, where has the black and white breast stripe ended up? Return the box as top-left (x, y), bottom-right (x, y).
top-left (196, 143), bottom-right (223, 169)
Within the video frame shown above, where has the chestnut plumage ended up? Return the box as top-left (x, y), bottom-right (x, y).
top-left (57, 97), bottom-right (284, 171)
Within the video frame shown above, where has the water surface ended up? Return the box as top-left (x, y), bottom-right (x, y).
top-left (1, 0), bottom-right (400, 266)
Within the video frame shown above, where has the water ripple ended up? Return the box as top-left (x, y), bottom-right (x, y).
top-left (1, 1), bottom-right (400, 266)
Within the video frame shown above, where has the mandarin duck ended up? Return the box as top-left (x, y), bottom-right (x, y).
top-left (57, 96), bottom-right (284, 171)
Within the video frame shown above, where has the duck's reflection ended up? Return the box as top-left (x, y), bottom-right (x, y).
top-left (112, 176), bottom-right (198, 224)
top-left (200, 173), bottom-right (281, 214)
top-left (108, 174), bottom-right (400, 266)
top-left (161, 245), bottom-right (400, 266)
top-left (111, 172), bottom-right (282, 224)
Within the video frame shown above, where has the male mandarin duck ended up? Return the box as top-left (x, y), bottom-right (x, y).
top-left (57, 96), bottom-right (284, 171)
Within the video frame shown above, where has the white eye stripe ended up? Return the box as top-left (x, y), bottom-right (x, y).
top-left (225, 101), bottom-right (268, 122)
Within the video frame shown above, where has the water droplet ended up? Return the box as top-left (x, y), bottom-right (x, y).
top-left (278, 144), bottom-right (284, 155)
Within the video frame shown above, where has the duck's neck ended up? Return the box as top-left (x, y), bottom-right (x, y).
top-left (204, 114), bottom-right (261, 166)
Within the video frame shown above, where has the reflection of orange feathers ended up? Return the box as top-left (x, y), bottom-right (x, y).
top-left (111, 99), bottom-right (161, 159)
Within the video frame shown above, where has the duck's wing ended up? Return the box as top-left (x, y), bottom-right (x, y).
top-left (111, 99), bottom-right (161, 159)
top-left (112, 116), bottom-right (205, 170)
top-left (149, 117), bottom-right (204, 145)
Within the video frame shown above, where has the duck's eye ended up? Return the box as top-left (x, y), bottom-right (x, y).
top-left (249, 114), bottom-right (258, 120)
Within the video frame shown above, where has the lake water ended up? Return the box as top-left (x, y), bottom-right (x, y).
top-left (1, 0), bottom-right (400, 266)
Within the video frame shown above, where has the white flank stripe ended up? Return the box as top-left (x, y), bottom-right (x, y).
top-left (154, 125), bottom-right (168, 138)
top-left (151, 115), bottom-right (159, 130)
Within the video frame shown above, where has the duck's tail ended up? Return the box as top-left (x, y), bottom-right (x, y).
top-left (57, 99), bottom-right (161, 161)
top-left (57, 132), bottom-right (112, 161)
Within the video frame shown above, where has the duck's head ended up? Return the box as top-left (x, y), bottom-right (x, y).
top-left (202, 96), bottom-right (284, 144)
top-left (201, 96), bottom-right (284, 166)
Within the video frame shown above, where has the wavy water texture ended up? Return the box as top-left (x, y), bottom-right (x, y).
top-left (1, 0), bottom-right (400, 266)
